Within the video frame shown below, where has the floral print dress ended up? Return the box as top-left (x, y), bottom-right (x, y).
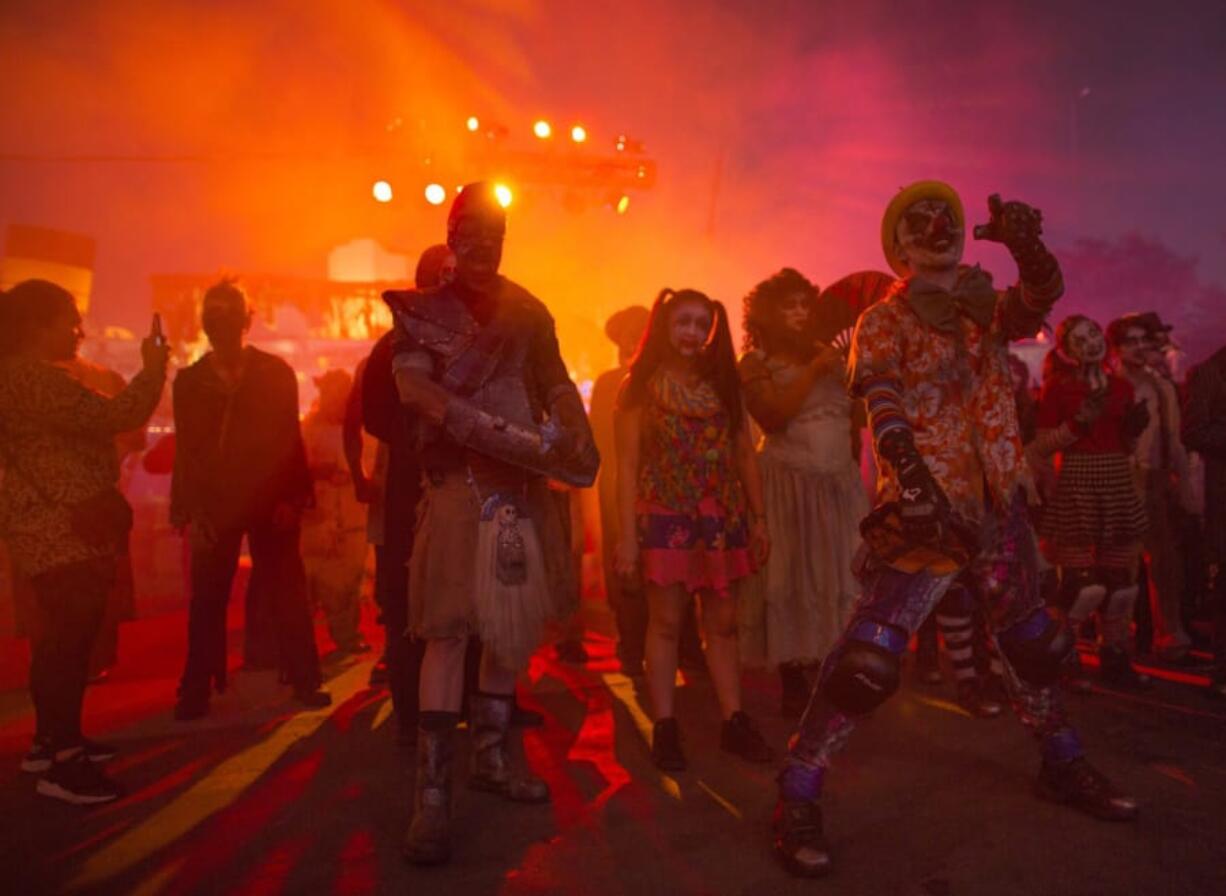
top-left (636, 371), bottom-right (752, 595)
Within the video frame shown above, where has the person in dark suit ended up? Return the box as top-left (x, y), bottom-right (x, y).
top-left (171, 279), bottom-right (329, 720)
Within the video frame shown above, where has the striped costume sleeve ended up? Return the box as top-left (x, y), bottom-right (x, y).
top-left (848, 302), bottom-right (912, 448)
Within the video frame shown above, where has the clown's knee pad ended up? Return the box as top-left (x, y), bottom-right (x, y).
top-left (823, 620), bottom-right (907, 715)
top-left (998, 608), bottom-right (1074, 687)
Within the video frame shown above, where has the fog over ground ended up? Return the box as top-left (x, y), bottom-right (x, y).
top-left (2, 0), bottom-right (1223, 363)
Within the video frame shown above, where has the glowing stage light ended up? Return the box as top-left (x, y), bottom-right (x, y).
top-left (424, 183), bottom-right (447, 205)
top-left (616, 195), bottom-right (630, 215)
top-left (494, 184), bottom-right (513, 208)
top-left (615, 135), bottom-right (626, 152)
top-left (570, 124), bottom-right (587, 143)
top-left (533, 119), bottom-right (552, 139)
top-left (372, 180), bottom-right (393, 203)
top-left (466, 116), bottom-right (480, 132)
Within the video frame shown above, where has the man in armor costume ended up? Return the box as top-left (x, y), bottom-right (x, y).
top-left (386, 182), bottom-right (598, 865)
top-left (772, 181), bottom-right (1138, 878)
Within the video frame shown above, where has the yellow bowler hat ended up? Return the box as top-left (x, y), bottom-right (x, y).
top-left (880, 180), bottom-right (964, 277)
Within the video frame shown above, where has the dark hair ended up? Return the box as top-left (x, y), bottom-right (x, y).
top-left (202, 277), bottom-right (246, 310)
top-left (620, 288), bottom-right (744, 432)
top-left (742, 267), bottom-right (819, 353)
top-left (1042, 314), bottom-right (1097, 385)
top-left (0, 279), bottom-right (77, 359)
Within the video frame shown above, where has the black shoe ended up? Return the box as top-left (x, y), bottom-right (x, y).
top-left (651, 718), bottom-right (687, 772)
top-left (720, 711), bottom-right (774, 764)
top-left (955, 680), bottom-right (1004, 719)
top-left (774, 799), bottom-right (833, 878)
top-left (173, 694), bottom-right (209, 721)
top-left (36, 752), bottom-right (121, 806)
top-left (1036, 757), bottom-right (1138, 822)
top-left (294, 688), bottom-right (332, 709)
top-left (1098, 647), bottom-right (1152, 691)
top-left (555, 639), bottom-right (589, 665)
top-left (369, 654), bottom-right (390, 686)
top-left (779, 663), bottom-right (811, 720)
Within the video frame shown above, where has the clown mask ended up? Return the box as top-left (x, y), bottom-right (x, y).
top-left (895, 198), bottom-right (964, 274)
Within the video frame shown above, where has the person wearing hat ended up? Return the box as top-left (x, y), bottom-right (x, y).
top-left (772, 182), bottom-right (1137, 879)
top-left (385, 182), bottom-right (598, 865)
top-left (1107, 312), bottom-right (1197, 662)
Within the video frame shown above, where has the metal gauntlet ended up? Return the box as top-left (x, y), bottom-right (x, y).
top-left (442, 396), bottom-right (598, 487)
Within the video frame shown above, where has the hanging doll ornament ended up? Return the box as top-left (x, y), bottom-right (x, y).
top-left (473, 492), bottom-right (552, 668)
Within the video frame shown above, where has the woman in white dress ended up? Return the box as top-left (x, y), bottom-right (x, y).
top-left (738, 269), bottom-right (868, 716)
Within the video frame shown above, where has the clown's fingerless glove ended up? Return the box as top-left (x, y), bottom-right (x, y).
top-left (998, 200), bottom-right (1061, 306)
top-left (879, 429), bottom-right (950, 541)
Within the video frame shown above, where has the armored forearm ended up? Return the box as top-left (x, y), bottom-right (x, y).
top-left (442, 395), bottom-right (597, 487)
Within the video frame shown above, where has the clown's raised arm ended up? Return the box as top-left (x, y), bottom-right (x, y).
top-left (977, 194), bottom-right (1065, 341)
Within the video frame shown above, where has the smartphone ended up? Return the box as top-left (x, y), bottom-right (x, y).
top-left (152, 313), bottom-right (166, 347)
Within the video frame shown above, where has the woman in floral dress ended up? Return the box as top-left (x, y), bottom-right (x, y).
top-left (613, 288), bottom-right (772, 770)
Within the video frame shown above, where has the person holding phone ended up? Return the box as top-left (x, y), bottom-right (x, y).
top-left (0, 279), bottom-right (167, 804)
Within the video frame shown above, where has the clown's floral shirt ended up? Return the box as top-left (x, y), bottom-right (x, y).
top-left (849, 266), bottom-right (1056, 522)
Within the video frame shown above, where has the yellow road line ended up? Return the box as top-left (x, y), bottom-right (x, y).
top-left (697, 779), bottom-right (742, 820)
top-left (67, 662), bottom-right (372, 892)
top-left (369, 697), bottom-right (393, 732)
top-left (600, 672), bottom-right (681, 801)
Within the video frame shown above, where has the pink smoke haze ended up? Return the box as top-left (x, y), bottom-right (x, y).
top-left (2, 1), bottom-right (1223, 363)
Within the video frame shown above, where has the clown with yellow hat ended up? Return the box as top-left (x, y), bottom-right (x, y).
top-left (772, 183), bottom-right (1140, 880)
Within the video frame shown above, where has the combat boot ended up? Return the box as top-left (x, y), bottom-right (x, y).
top-left (773, 799), bottom-right (833, 877)
top-left (469, 693), bottom-right (550, 803)
top-left (403, 726), bottom-right (455, 865)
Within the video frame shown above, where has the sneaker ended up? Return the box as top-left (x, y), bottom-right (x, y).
top-left (955, 680), bottom-right (1004, 719)
top-left (21, 740), bottom-right (53, 773)
top-left (24, 737), bottom-right (117, 772)
top-left (36, 752), bottom-right (121, 806)
top-left (773, 799), bottom-right (833, 878)
top-left (720, 711), bottom-right (774, 764)
top-left (651, 718), bottom-right (687, 772)
top-left (1036, 757), bottom-right (1138, 822)
top-left (294, 688), bottom-right (333, 709)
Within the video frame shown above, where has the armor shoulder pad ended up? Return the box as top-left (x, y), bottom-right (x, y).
top-left (385, 285), bottom-right (477, 356)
